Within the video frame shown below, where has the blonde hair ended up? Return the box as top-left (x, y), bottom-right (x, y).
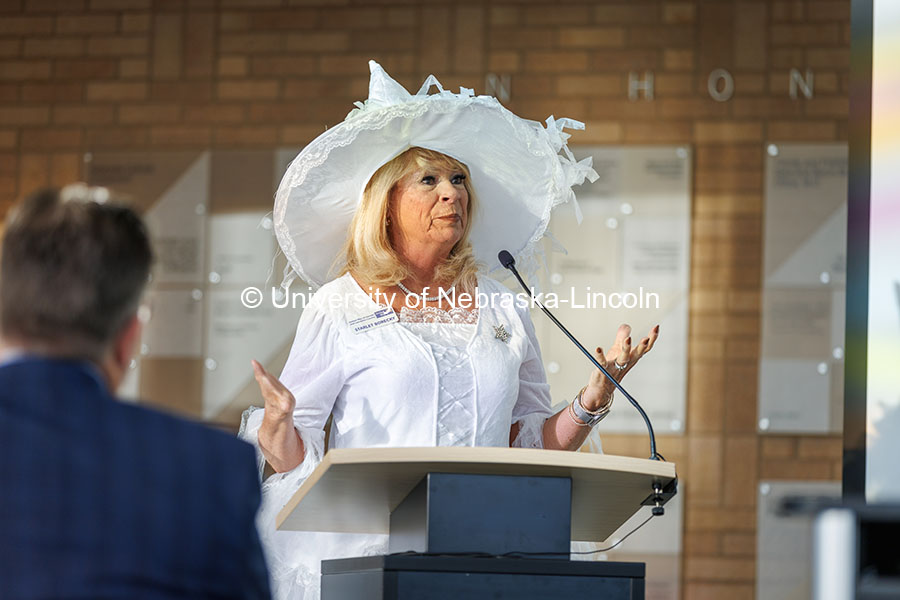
top-left (339, 147), bottom-right (480, 291)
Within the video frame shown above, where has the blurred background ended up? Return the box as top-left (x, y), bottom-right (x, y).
top-left (0, 1), bottom-right (860, 598)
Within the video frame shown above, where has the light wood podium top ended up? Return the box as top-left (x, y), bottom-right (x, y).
top-left (276, 447), bottom-right (677, 543)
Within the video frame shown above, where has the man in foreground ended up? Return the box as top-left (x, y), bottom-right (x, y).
top-left (0, 185), bottom-right (270, 599)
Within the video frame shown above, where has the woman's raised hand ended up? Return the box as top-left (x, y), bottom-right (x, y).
top-left (581, 323), bottom-right (659, 411)
top-left (251, 359), bottom-right (295, 422)
top-left (252, 359), bottom-right (306, 472)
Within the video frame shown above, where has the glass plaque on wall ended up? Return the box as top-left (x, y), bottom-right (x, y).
top-left (88, 151), bottom-right (303, 425)
top-left (88, 151), bottom-right (210, 414)
top-left (202, 212), bottom-right (303, 421)
top-left (542, 146), bottom-right (691, 435)
top-left (758, 144), bottom-right (847, 433)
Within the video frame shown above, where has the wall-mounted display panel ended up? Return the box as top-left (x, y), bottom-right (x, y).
top-left (203, 212), bottom-right (303, 420)
top-left (759, 143), bottom-right (848, 433)
top-left (87, 150), bottom-right (302, 426)
top-left (542, 146), bottom-right (691, 435)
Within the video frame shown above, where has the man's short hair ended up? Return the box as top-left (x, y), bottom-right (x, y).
top-left (0, 185), bottom-right (153, 360)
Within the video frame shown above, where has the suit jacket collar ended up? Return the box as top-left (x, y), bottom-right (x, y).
top-left (0, 352), bottom-right (108, 393)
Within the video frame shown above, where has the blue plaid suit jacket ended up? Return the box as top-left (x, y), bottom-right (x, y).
top-left (0, 357), bottom-right (271, 599)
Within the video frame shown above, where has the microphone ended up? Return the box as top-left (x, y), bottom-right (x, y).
top-left (498, 250), bottom-right (660, 461)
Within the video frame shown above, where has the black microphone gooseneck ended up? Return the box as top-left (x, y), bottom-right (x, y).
top-left (498, 250), bottom-right (660, 461)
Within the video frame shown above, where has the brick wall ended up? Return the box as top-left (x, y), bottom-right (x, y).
top-left (0, 0), bottom-right (849, 597)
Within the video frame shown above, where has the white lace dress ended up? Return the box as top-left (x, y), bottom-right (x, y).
top-left (239, 274), bottom-right (555, 599)
top-left (400, 305), bottom-right (478, 447)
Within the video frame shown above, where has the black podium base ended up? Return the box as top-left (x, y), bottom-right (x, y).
top-left (321, 555), bottom-right (645, 600)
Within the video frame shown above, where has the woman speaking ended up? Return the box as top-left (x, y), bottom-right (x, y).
top-left (241, 61), bottom-right (659, 599)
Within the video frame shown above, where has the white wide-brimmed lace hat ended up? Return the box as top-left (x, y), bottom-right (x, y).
top-left (274, 60), bottom-right (598, 289)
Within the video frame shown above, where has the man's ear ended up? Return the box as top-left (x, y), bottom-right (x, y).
top-left (113, 314), bottom-right (142, 373)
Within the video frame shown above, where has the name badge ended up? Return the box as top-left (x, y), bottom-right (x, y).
top-left (348, 307), bottom-right (398, 334)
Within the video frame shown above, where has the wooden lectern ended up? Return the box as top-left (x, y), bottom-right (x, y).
top-left (277, 447), bottom-right (677, 600)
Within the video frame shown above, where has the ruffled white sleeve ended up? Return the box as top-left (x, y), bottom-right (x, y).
top-left (239, 293), bottom-right (345, 491)
top-left (237, 295), bottom-right (350, 596)
top-left (510, 305), bottom-right (554, 449)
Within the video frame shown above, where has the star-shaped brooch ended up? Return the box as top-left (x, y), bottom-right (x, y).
top-left (493, 324), bottom-right (511, 343)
